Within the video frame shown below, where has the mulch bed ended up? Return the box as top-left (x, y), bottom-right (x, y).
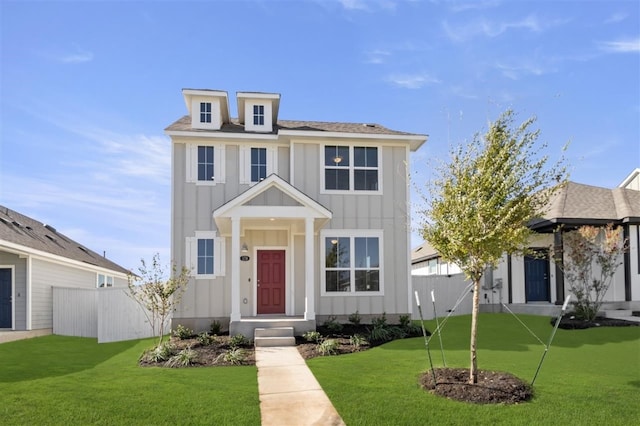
top-left (555, 315), bottom-right (640, 329)
top-left (419, 368), bottom-right (533, 404)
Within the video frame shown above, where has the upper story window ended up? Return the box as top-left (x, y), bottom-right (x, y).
top-left (97, 274), bottom-right (114, 288)
top-left (251, 148), bottom-right (267, 182)
top-left (200, 102), bottom-right (212, 123)
top-left (198, 146), bottom-right (214, 181)
top-left (322, 230), bottom-right (383, 295)
top-left (253, 105), bottom-right (265, 125)
top-left (186, 144), bottom-right (226, 185)
top-left (323, 145), bottom-right (380, 193)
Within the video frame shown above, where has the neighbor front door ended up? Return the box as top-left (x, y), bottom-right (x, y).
top-left (257, 250), bottom-right (285, 314)
top-left (524, 252), bottom-right (550, 302)
top-left (0, 268), bottom-right (12, 328)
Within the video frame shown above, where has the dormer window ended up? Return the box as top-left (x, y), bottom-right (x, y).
top-left (200, 102), bottom-right (212, 123)
top-left (253, 105), bottom-right (265, 126)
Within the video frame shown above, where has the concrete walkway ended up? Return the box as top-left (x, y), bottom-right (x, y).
top-left (0, 329), bottom-right (52, 344)
top-left (255, 346), bottom-right (345, 426)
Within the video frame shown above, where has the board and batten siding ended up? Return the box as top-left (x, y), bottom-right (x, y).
top-left (0, 251), bottom-right (27, 330)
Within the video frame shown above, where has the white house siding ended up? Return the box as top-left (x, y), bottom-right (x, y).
top-left (0, 251), bottom-right (27, 330)
top-left (31, 258), bottom-right (96, 329)
top-left (630, 225), bottom-right (640, 301)
top-left (53, 287), bottom-right (98, 338)
top-left (292, 143), bottom-right (412, 318)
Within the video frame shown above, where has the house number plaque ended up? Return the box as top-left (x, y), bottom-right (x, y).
top-left (240, 255), bottom-right (250, 262)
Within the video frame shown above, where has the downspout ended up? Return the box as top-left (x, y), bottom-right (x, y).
top-left (507, 254), bottom-right (512, 304)
top-left (623, 224), bottom-right (631, 301)
top-left (553, 229), bottom-right (565, 305)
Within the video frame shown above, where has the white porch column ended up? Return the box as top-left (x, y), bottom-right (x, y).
top-left (230, 217), bottom-right (241, 322)
top-left (304, 217), bottom-right (315, 320)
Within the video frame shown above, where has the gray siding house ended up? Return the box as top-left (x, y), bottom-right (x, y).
top-left (166, 89), bottom-right (427, 336)
top-left (0, 206), bottom-right (130, 332)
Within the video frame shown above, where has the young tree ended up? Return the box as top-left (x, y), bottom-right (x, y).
top-left (421, 109), bottom-right (567, 384)
top-left (559, 224), bottom-right (627, 321)
top-left (128, 253), bottom-right (190, 346)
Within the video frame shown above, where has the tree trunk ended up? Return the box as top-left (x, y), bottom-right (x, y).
top-left (469, 278), bottom-right (481, 384)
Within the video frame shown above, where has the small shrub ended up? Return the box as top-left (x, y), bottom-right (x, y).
top-left (348, 311), bottom-right (361, 325)
top-left (197, 332), bottom-right (216, 346)
top-left (172, 324), bottom-right (193, 340)
top-left (229, 334), bottom-right (250, 349)
top-left (399, 314), bottom-right (411, 328)
top-left (317, 339), bottom-right (339, 356)
top-left (389, 326), bottom-right (407, 340)
top-left (349, 334), bottom-right (367, 350)
top-left (323, 316), bottom-right (343, 333)
top-left (210, 320), bottom-right (222, 335)
top-left (303, 330), bottom-right (323, 343)
top-left (165, 347), bottom-right (198, 367)
top-left (368, 326), bottom-right (392, 344)
top-left (141, 341), bottom-right (175, 363)
top-left (223, 348), bottom-right (246, 365)
top-left (371, 312), bottom-right (388, 328)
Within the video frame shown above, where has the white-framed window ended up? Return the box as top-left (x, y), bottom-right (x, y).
top-left (239, 145), bottom-right (277, 184)
top-left (253, 105), bottom-right (265, 125)
top-left (321, 230), bottom-right (383, 295)
top-left (186, 231), bottom-right (226, 279)
top-left (200, 102), bottom-right (212, 123)
top-left (97, 274), bottom-right (114, 288)
top-left (186, 144), bottom-right (226, 184)
top-left (251, 147), bottom-right (267, 182)
top-left (322, 145), bottom-right (380, 193)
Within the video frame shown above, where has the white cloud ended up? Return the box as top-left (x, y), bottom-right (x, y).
top-left (599, 38), bottom-right (640, 53)
top-left (495, 59), bottom-right (555, 80)
top-left (447, 0), bottom-right (501, 13)
top-left (339, 0), bottom-right (369, 11)
top-left (386, 72), bottom-right (441, 89)
top-left (52, 45), bottom-right (94, 63)
top-left (443, 14), bottom-right (568, 42)
top-left (365, 49), bottom-right (391, 64)
top-left (604, 12), bottom-right (627, 24)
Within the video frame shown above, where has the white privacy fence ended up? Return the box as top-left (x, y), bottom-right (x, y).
top-left (411, 274), bottom-right (474, 320)
top-left (53, 287), bottom-right (169, 343)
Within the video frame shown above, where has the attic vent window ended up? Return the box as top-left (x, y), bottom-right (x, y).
top-left (44, 224), bottom-right (57, 233)
top-left (200, 102), bottom-right (212, 123)
top-left (363, 123), bottom-right (376, 128)
top-left (46, 234), bottom-right (57, 242)
top-left (253, 105), bottom-right (265, 126)
top-left (12, 221), bottom-right (22, 227)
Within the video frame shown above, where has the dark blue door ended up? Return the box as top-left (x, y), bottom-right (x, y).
top-left (524, 253), bottom-right (550, 302)
top-left (0, 269), bottom-right (11, 328)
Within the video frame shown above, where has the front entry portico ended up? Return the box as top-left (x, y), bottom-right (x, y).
top-left (212, 175), bottom-right (332, 337)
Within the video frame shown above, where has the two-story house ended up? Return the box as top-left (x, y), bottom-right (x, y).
top-left (165, 89), bottom-right (427, 337)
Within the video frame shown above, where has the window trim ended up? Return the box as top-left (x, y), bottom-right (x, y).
top-left (320, 144), bottom-right (382, 194)
top-left (320, 229), bottom-right (384, 296)
top-left (97, 273), bottom-right (114, 288)
top-left (186, 144), bottom-right (226, 185)
top-left (185, 231), bottom-right (226, 279)
top-left (239, 145), bottom-right (277, 185)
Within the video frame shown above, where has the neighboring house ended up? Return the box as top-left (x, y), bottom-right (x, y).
top-left (411, 241), bottom-right (461, 276)
top-left (412, 170), bottom-right (640, 314)
top-left (0, 206), bottom-right (130, 332)
top-left (166, 89), bottom-right (427, 336)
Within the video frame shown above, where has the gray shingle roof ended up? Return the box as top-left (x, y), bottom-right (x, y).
top-left (0, 206), bottom-right (131, 275)
top-left (531, 181), bottom-right (640, 229)
top-left (165, 115), bottom-right (423, 137)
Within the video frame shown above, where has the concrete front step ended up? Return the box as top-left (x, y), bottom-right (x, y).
top-left (254, 327), bottom-right (296, 347)
top-left (255, 336), bottom-right (297, 347)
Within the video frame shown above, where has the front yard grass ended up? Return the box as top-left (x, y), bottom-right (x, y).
top-left (308, 313), bottom-right (640, 425)
top-left (0, 335), bottom-right (260, 425)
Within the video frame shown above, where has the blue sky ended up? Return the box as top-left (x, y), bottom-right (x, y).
top-left (1, 0), bottom-right (638, 271)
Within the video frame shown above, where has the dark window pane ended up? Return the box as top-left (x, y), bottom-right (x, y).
top-left (325, 146), bottom-right (349, 167)
top-left (325, 238), bottom-right (338, 267)
top-left (326, 271), bottom-right (338, 292)
top-left (355, 237), bottom-right (379, 268)
top-left (354, 147), bottom-right (365, 166)
top-left (354, 170), bottom-right (378, 190)
top-left (355, 270), bottom-right (379, 291)
top-left (325, 169), bottom-right (349, 190)
top-left (338, 271), bottom-right (351, 291)
top-left (366, 147), bottom-right (377, 167)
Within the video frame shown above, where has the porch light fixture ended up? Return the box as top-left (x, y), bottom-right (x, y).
top-left (241, 243), bottom-right (249, 253)
top-left (331, 239), bottom-right (338, 245)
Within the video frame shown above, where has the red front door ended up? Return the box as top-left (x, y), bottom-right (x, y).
top-left (257, 250), bottom-right (285, 314)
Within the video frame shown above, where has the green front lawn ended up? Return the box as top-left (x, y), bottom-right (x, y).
top-left (0, 336), bottom-right (260, 425)
top-left (308, 313), bottom-right (640, 425)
